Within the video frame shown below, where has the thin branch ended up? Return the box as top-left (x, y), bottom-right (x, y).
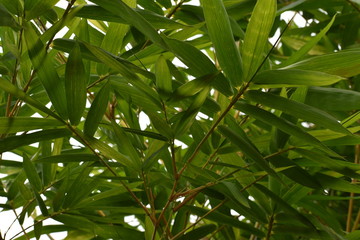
top-left (266, 213), bottom-right (275, 240)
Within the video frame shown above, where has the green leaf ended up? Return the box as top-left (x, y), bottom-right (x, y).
top-left (111, 121), bottom-right (142, 169)
top-left (245, 90), bottom-right (350, 135)
top-left (84, 81), bottom-right (110, 136)
top-left (77, 131), bottom-right (137, 170)
top-left (0, 129), bottom-right (71, 153)
top-left (89, 0), bottom-right (167, 48)
top-left (347, 231), bottom-right (360, 240)
top-left (254, 184), bottom-right (315, 228)
top-left (235, 101), bottom-right (330, 151)
top-left (35, 154), bottom-right (98, 163)
top-left (284, 48), bottom-right (360, 78)
top-left (0, 117), bottom-right (64, 134)
top-left (305, 87), bottom-right (360, 111)
top-left (83, 41), bottom-right (161, 107)
top-left (65, 42), bottom-right (87, 126)
top-left (242, 0), bottom-right (276, 81)
top-left (280, 14), bottom-right (337, 67)
top-left (162, 37), bottom-right (233, 97)
top-left (155, 55), bottom-right (172, 97)
top-left (218, 125), bottom-right (278, 178)
top-left (201, 0), bottom-right (243, 86)
top-left (177, 224), bottom-right (216, 240)
top-left (315, 173), bottom-right (360, 194)
top-left (0, 3), bottom-right (21, 30)
top-left (75, 5), bottom-right (185, 29)
top-left (24, 22), bottom-right (68, 118)
top-left (252, 69), bottom-right (344, 88)
top-left (25, 0), bottom-right (58, 20)
top-left (293, 148), bottom-right (360, 178)
top-left (0, 78), bottom-right (62, 122)
top-left (184, 206), bottom-right (265, 237)
top-left (23, 154), bottom-right (42, 193)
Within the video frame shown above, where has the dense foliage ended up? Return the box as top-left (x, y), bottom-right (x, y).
top-left (1, 0), bottom-right (360, 239)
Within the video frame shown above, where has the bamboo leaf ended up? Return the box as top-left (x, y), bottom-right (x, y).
top-left (218, 125), bottom-right (278, 178)
top-left (84, 81), bottom-right (110, 136)
top-left (184, 206), bottom-right (265, 237)
top-left (89, 0), bottom-right (167, 48)
top-left (0, 3), bottom-right (21, 30)
top-left (235, 101), bottom-right (330, 151)
top-left (0, 117), bottom-right (64, 134)
top-left (23, 154), bottom-right (42, 193)
top-left (280, 14), bottom-right (337, 67)
top-left (0, 78), bottom-right (62, 122)
top-left (155, 55), bottom-right (172, 98)
top-left (24, 22), bottom-right (68, 118)
top-left (36, 154), bottom-right (98, 163)
top-left (305, 87), bottom-right (360, 111)
top-left (201, 0), bottom-right (243, 86)
top-left (65, 42), bottom-right (87, 126)
top-left (284, 49), bottom-right (360, 78)
top-left (242, 0), bottom-right (276, 81)
top-left (245, 90), bottom-right (350, 135)
top-left (252, 69), bottom-right (344, 88)
top-left (0, 129), bottom-right (71, 153)
top-left (177, 224), bottom-right (216, 240)
top-left (162, 37), bottom-right (233, 97)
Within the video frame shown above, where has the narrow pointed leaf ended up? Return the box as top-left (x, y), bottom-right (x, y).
top-left (252, 69), bottom-right (344, 87)
top-left (293, 148), bottom-right (360, 178)
top-left (245, 90), bottom-right (350, 134)
top-left (235, 101), bottom-right (329, 151)
top-left (0, 117), bottom-right (64, 134)
top-left (162, 37), bottom-right (233, 96)
top-left (36, 154), bottom-right (98, 163)
top-left (65, 42), bottom-right (87, 125)
top-left (84, 82), bottom-right (110, 136)
top-left (0, 78), bottom-right (62, 121)
top-left (218, 125), bottom-right (277, 178)
top-left (284, 49), bottom-right (360, 78)
top-left (0, 4), bottom-right (21, 30)
top-left (305, 87), bottom-right (360, 111)
top-left (23, 155), bottom-right (42, 193)
top-left (242, 0), bottom-right (276, 81)
top-left (201, 0), bottom-right (243, 85)
top-left (24, 22), bottom-right (67, 118)
top-left (177, 224), bottom-right (216, 240)
top-left (280, 14), bottom-right (337, 67)
top-left (155, 55), bottom-right (172, 97)
top-left (0, 129), bottom-right (71, 153)
top-left (89, 0), bottom-right (167, 48)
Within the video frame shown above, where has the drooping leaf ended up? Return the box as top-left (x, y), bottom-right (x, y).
top-left (24, 22), bottom-right (68, 118)
top-left (65, 42), bottom-right (87, 125)
top-left (23, 154), bottom-right (42, 193)
top-left (84, 81), bottom-right (110, 136)
top-left (218, 125), bottom-right (278, 178)
top-left (245, 90), bottom-right (350, 134)
top-left (155, 55), bottom-right (172, 97)
top-left (89, 0), bottom-right (167, 48)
